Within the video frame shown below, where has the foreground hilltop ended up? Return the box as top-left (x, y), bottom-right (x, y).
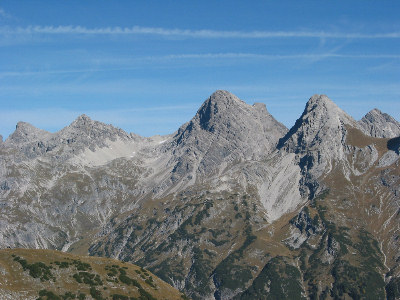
top-left (1, 90), bottom-right (400, 299)
top-left (0, 248), bottom-right (185, 300)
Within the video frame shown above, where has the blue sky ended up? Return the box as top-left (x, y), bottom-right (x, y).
top-left (0, 1), bottom-right (399, 138)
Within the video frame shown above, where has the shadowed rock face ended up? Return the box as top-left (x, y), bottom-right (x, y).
top-left (169, 90), bottom-right (288, 178)
top-left (388, 136), bottom-right (400, 153)
top-left (277, 94), bottom-right (361, 197)
top-left (359, 108), bottom-right (400, 138)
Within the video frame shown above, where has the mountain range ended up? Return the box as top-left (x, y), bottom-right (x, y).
top-left (1, 90), bottom-right (399, 299)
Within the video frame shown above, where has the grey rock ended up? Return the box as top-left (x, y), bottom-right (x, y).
top-left (4, 115), bottom-right (133, 161)
top-left (278, 94), bottom-right (359, 197)
top-left (1, 90), bottom-right (399, 299)
top-left (164, 90), bottom-right (287, 187)
top-left (5, 121), bottom-right (51, 146)
top-left (378, 151), bottom-right (399, 167)
top-left (359, 108), bottom-right (400, 138)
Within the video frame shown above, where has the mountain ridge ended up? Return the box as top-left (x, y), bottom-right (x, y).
top-left (1, 90), bottom-right (399, 299)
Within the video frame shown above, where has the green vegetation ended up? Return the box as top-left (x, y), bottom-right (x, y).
top-left (237, 257), bottom-right (305, 300)
top-left (293, 196), bottom-right (386, 300)
top-left (89, 287), bottom-right (104, 300)
top-left (13, 256), bottom-right (55, 282)
top-left (53, 259), bottom-right (91, 271)
top-left (213, 226), bottom-right (256, 291)
top-left (72, 271), bottom-right (103, 286)
top-left (38, 289), bottom-right (61, 300)
top-left (185, 247), bottom-right (213, 295)
top-left (37, 289), bottom-right (79, 300)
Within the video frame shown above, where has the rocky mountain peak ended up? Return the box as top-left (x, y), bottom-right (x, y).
top-left (165, 91), bottom-right (287, 189)
top-left (303, 94), bottom-right (350, 120)
top-left (174, 90), bottom-right (287, 149)
top-left (195, 90), bottom-right (248, 132)
top-left (62, 114), bottom-right (127, 139)
top-left (279, 94), bottom-right (357, 152)
top-left (208, 89), bottom-right (244, 105)
top-left (278, 95), bottom-right (360, 197)
top-left (73, 113), bottom-right (92, 124)
top-left (358, 108), bottom-right (400, 138)
top-left (5, 121), bottom-right (51, 146)
top-left (69, 114), bottom-right (97, 130)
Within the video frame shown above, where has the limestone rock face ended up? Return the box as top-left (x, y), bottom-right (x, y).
top-left (359, 108), bottom-right (400, 138)
top-left (4, 115), bottom-right (133, 161)
top-left (6, 121), bottom-right (52, 146)
top-left (279, 94), bottom-right (358, 156)
top-left (278, 94), bottom-right (360, 196)
top-left (165, 90), bottom-right (287, 184)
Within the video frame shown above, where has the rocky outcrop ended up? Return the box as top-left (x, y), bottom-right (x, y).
top-left (359, 108), bottom-right (400, 138)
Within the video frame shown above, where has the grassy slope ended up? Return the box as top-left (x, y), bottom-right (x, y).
top-left (0, 248), bottom-right (186, 300)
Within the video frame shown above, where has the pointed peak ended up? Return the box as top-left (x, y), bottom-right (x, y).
top-left (207, 90), bottom-right (245, 106)
top-left (309, 94), bottom-right (332, 103)
top-left (303, 94), bottom-right (355, 124)
top-left (210, 89), bottom-right (236, 98)
top-left (305, 94), bottom-right (338, 111)
top-left (6, 121), bottom-right (50, 145)
top-left (363, 108), bottom-right (397, 123)
top-left (73, 114), bottom-right (93, 124)
top-left (68, 114), bottom-right (99, 130)
top-left (278, 94), bottom-right (357, 151)
top-left (14, 121), bottom-right (50, 136)
top-left (359, 107), bottom-right (400, 138)
top-left (369, 108), bottom-right (382, 114)
top-left (16, 121), bottom-right (37, 131)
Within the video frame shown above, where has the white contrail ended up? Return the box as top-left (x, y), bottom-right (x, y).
top-left (0, 25), bottom-right (399, 39)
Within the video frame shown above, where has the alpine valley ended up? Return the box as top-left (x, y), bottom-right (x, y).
top-left (1, 90), bottom-right (399, 299)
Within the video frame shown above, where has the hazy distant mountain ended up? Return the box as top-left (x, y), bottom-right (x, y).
top-left (1, 91), bottom-right (399, 299)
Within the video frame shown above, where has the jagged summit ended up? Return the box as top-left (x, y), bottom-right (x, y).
top-left (277, 94), bottom-right (361, 197)
top-left (166, 90), bottom-right (288, 184)
top-left (359, 108), bottom-right (400, 138)
top-left (173, 90), bottom-right (287, 146)
top-left (68, 114), bottom-right (103, 130)
top-left (195, 90), bottom-right (250, 132)
top-left (278, 94), bottom-right (357, 152)
top-left (303, 94), bottom-right (355, 122)
top-left (5, 121), bottom-right (51, 145)
top-left (72, 113), bottom-right (92, 124)
top-left (208, 89), bottom-right (245, 103)
top-left (60, 113), bottom-right (129, 140)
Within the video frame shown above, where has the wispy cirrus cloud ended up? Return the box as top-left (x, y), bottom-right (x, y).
top-left (161, 53), bottom-right (400, 59)
top-left (0, 25), bottom-right (399, 39)
top-left (0, 52), bottom-right (398, 78)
